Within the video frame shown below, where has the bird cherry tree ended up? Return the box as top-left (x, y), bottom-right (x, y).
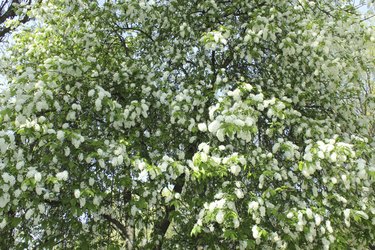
top-left (0, 0), bottom-right (374, 249)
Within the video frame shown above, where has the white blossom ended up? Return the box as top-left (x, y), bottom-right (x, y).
top-left (208, 120), bottom-right (220, 133)
top-left (230, 165), bottom-right (241, 176)
top-left (25, 209), bottom-right (34, 220)
top-left (315, 214), bottom-right (322, 226)
top-left (56, 130), bottom-right (65, 141)
top-left (252, 225), bottom-right (260, 239)
top-left (234, 188), bottom-right (244, 199)
top-left (0, 0), bottom-right (373, 247)
top-left (74, 189), bottom-right (81, 199)
top-left (197, 123), bottom-right (207, 132)
top-left (0, 219), bottom-right (6, 229)
top-left (56, 171), bottom-right (68, 181)
top-left (216, 210), bottom-right (224, 224)
top-left (34, 172), bottom-right (42, 182)
top-left (249, 201), bottom-right (259, 211)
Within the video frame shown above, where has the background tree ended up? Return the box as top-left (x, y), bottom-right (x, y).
top-left (0, 0), bottom-right (36, 41)
top-left (0, 0), bottom-right (374, 249)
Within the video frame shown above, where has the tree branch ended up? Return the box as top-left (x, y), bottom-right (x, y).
top-left (102, 214), bottom-right (129, 242)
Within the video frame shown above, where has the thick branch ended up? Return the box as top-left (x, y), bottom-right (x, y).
top-left (102, 214), bottom-right (129, 241)
top-left (154, 174), bottom-right (185, 250)
top-left (154, 144), bottom-right (196, 249)
top-left (0, 0), bottom-right (38, 41)
top-left (0, 0), bottom-right (18, 24)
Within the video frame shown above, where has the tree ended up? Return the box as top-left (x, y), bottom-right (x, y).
top-left (0, 0), bottom-right (374, 249)
top-left (0, 0), bottom-right (36, 42)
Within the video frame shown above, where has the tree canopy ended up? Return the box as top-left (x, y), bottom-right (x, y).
top-left (0, 0), bottom-right (374, 249)
top-left (0, 0), bottom-right (36, 41)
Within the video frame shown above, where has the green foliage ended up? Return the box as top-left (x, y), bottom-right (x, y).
top-left (0, 0), bottom-right (374, 249)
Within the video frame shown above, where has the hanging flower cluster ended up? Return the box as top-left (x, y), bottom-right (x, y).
top-left (0, 0), bottom-right (374, 249)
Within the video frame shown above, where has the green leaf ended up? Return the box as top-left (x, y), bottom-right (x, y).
top-left (223, 230), bottom-right (237, 240)
top-left (190, 225), bottom-right (202, 236)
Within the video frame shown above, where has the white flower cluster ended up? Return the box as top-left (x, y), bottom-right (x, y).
top-left (0, 0), bottom-right (374, 248)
